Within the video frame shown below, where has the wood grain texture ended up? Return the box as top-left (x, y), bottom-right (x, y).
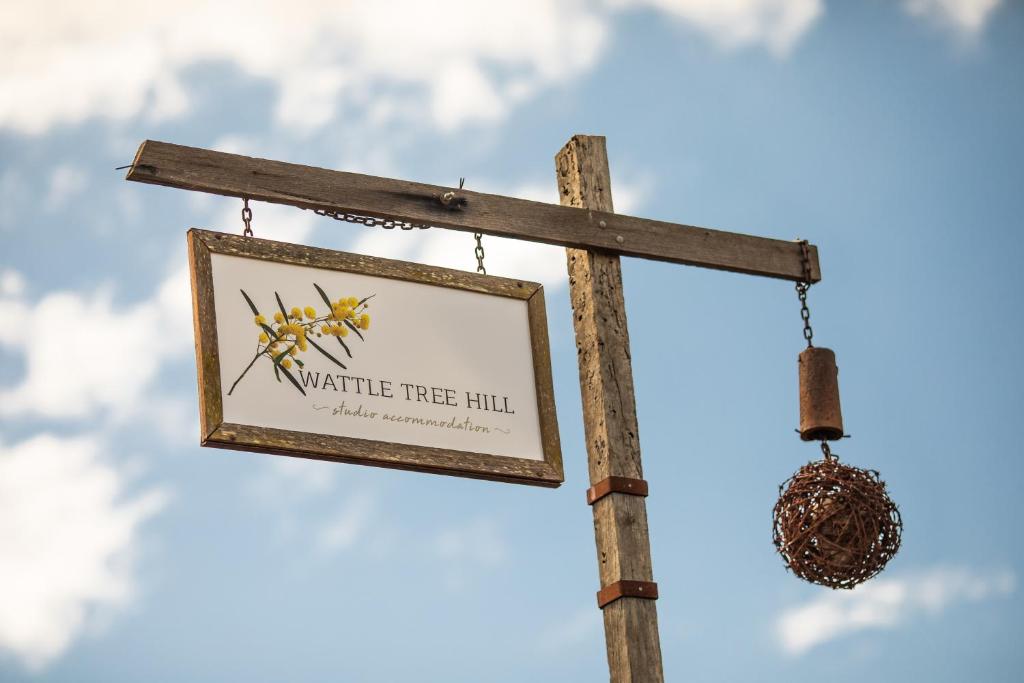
top-left (187, 229), bottom-right (563, 487)
top-left (558, 135), bottom-right (664, 682)
top-left (129, 140), bottom-right (821, 282)
top-left (205, 423), bottom-right (563, 487)
top-left (527, 289), bottom-right (564, 481)
top-left (188, 230), bottom-right (223, 441)
top-left (191, 229), bottom-right (538, 298)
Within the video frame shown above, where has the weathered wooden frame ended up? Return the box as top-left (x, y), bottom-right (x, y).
top-left (188, 228), bottom-right (563, 487)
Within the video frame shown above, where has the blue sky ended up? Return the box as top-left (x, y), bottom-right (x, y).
top-left (1, 1), bottom-right (1022, 681)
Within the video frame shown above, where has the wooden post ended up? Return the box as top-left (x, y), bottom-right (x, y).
top-left (557, 135), bottom-right (664, 682)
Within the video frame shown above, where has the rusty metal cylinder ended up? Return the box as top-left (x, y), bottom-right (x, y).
top-left (798, 347), bottom-right (844, 441)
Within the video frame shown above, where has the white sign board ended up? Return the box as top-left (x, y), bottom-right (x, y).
top-left (188, 229), bottom-right (562, 486)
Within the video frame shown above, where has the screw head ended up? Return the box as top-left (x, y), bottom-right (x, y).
top-left (616, 235), bottom-right (624, 244)
top-left (598, 220), bottom-right (607, 228)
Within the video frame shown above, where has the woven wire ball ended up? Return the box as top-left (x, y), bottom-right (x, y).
top-left (772, 454), bottom-right (902, 589)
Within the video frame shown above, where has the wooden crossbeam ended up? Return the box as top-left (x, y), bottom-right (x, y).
top-left (126, 140), bottom-right (820, 283)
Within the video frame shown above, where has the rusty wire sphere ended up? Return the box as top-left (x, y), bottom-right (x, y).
top-left (773, 455), bottom-right (902, 589)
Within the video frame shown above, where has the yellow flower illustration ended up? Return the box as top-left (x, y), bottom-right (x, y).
top-left (230, 285), bottom-right (377, 396)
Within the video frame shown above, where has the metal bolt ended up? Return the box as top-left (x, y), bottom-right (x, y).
top-left (598, 220), bottom-right (607, 228)
top-left (616, 235), bottom-right (624, 244)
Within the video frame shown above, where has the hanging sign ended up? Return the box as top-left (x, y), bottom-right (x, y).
top-left (187, 229), bottom-right (563, 487)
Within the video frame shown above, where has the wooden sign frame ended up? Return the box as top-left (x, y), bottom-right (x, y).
top-left (188, 229), bottom-right (563, 487)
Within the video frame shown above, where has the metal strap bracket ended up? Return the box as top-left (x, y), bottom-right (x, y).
top-left (596, 580), bottom-right (659, 609)
top-left (586, 476), bottom-right (649, 505)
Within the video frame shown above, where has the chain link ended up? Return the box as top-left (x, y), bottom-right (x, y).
top-left (795, 239), bottom-right (814, 348)
top-left (458, 177), bottom-right (485, 275)
top-left (241, 198), bottom-right (254, 237)
top-left (474, 232), bottom-right (486, 275)
top-left (820, 440), bottom-right (836, 461)
top-left (309, 208), bottom-right (431, 230)
top-left (300, 177), bottom-right (487, 273)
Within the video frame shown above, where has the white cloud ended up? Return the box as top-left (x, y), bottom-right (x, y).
top-left (0, 168), bottom-right (29, 231)
top-left (346, 176), bottom-right (650, 288)
top-left (0, 270), bottom-right (25, 298)
top-left (0, 434), bottom-right (168, 671)
top-left (119, 396), bottom-right (197, 447)
top-left (0, 265), bottom-right (191, 420)
top-left (208, 199), bottom-right (319, 245)
top-left (352, 228), bottom-right (569, 288)
top-left (776, 566), bottom-right (1016, 656)
top-left (538, 606), bottom-right (603, 653)
top-left (317, 491), bottom-right (376, 553)
top-left (44, 164), bottom-right (88, 211)
top-left (245, 459), bottom-right (400, 560)
top-left (432, 61), bottom-right (506, 132)
top-left (903, 0), bottom-right (1002, 40)
top-left (0, 0), bottom-right (607, 135)
top-left (435, 518), bottom-right (507, 566)
top-left (433, 517), bottom-right (508, 590)
top-left (608, 0), bottom-right (824, 56)
top-left (0, 0), bottom-right (839, 137)
top-left (248, 457), bottom-right (339, 502)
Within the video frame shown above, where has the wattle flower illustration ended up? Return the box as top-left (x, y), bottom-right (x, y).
top-left (228, 283), bottom-right (375, 396)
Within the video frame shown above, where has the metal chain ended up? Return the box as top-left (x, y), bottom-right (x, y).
top-left (820, 440), bottom-right (836, 462)
top-left (457, 177), bottom-right (485, 275)
top-left (309, 208), bottom-right (431, 230)
top-left (241, 198), bottom-right (254, 237)
top-left (795, 239), bottom-right (814, 348)
top-left (303, 177), bottom-right (475, 233)
top-left (474, 232), bottom-right (486, 275)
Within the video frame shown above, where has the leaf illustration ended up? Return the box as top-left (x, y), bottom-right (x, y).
top-left (272, 349), bottom-right (306, 395)
top-left (240, 289), bottom-right (260, 316)
top-left (343, 319), bottom-right (365, 341)
top-left (313, 282), bottom-right (332, 309)
top-left (307, 336), bottom-right (347, 369)
top-left (336, 336), bottom-right (352, 358)
top-left (233, 282), bottom-right (374, 398)
top-left (274, 292), bottom-right (289, 319)
top-left (277, 363), bottom-right (306, 395)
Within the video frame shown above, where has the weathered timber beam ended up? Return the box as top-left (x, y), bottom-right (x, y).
top-left (126, 140), bottom-right (821, 283)
top-left (559, 135), bottom-right (664, 682)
